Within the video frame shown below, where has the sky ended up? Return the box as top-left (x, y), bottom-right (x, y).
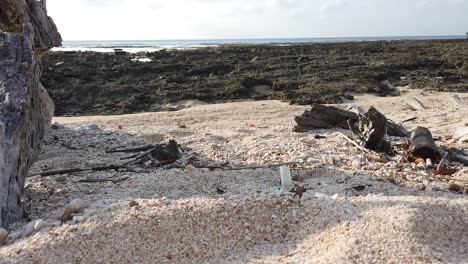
top-left (47, 0), bottom-right (468, 40)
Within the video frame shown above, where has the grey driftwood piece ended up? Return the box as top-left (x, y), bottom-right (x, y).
top-left (294, 104), bottom-right (409, 138)
top-left (358, 107), bottom-right (391, 152)
top-left (409, 127), bottom-right (441, 160)
top-left (0, 0), bottom-right (61, 228)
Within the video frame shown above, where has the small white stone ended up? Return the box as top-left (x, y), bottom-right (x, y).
top-left (8, 231), bottom-right (22, 241)
top-left (73, 215), bottom-right (88, 223)
top-left (33, 219), bottom-right (45, 231)
top-left (22, 221), bottom-right (36, 237)
top-left (74, 124), bottom-right (101, 131)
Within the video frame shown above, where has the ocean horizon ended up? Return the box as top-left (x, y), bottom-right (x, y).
top-left (55, 35), bottom-right (466, 53)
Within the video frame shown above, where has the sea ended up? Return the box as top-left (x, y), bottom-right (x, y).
top-left (54, 36), bottom-right (466, 53)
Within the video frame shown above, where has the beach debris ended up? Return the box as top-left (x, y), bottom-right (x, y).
top-left (358, 107), bottom-right (391, 152)
top-left (29, 140), bottom-right (182, 177)
top-left (280, 166), bottom-right (293, 190)
top-left (59, 199), bottom-right (89, 222)
top-left (51, 121), bottom-right (65, 130)
top-left (386, 120), bottom-right (410, 138)
top-left (449, 153), bottom-right (468, 166)
top-left (293, 185), bottom-right (307, 199)
top-left (106, 145), bottom-right (156, 154)
top-left (365, 153), bottom-right (390, 163)
top-left (408, 127), bottom-right (441, 160)
top-left (343, 93), bottom-right (354, 100)
top-left (426, 185), bottom-right (447, 192)
top-left (396, 139), bottom-right (411, 150)
top-left (216, 188), bottom-right (226, 195)
top-left (28, 165), bottom-right (123, 178)
top-left (401, 117), bottom-right (418, 123)
top-left (78, 176), bottom-right (129, 184)
top-left (378, 80), bottom-right (399, 97)
top-left (294, 104), bottom-right (409, 137)
top-left (22, 219), bottom-right (45, 238)
top-left (128, 201), bottom-right (139, 207)
top-left (294, 104), bottom-right (358, 130)
top-left (434, 154), bottom-right (459, 175)
top-left (406, 97), bottom-right (426, 111)
top-left (448, 182), bottom-right (463, 193)
top-left (435, 166), bottom-right (459, 176)
top-left (426, 158), bottom-right (434, 168)
top-left (337, 132), bottom-right (371, 154)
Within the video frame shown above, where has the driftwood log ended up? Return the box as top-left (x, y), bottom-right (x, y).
top-left (409, 127), bottom-right (441, 160)
top-left (0, 0), bottom-right (61, 228)
top-left (358, 107), bottom-right (391, 152)
top-left (294, 104), bottom-right (358, 129)
top-left (294, 104), bottom-right (409, 138)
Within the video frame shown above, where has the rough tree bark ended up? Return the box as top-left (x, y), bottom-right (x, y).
top-left (409, 127), bottom-right (441, 160)
top-left (294, 104), bottom-right (409, 138)
top-left (0, 0), bottom-right (61, 228)
top-left (358, 107), bottom-right (391, 152)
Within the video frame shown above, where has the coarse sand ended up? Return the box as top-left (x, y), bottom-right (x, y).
top-left (0, 89), bottom-right (467, 263)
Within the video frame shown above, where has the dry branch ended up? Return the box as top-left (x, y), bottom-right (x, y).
top-left (28, 165), bottom-right (125, 177)
top-left (79, 176), bottom-right (129, 184)
top-left (106, 145), bottom-right (155, 153)
top-left (406, 97), bottom-right (426, 110)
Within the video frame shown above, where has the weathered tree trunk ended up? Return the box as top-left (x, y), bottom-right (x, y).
top-left (358, 107), bottom-right (391, 152)
top-left (409, 127), bottom-right (441, 160)
top-left (0, 0), bottom-right (61, 228)
top-left (294, 104), bottom-right (409, 137)
top-left (294, 104), bottom-right (359, 130)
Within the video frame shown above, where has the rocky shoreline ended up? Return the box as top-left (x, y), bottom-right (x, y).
top-left (42, 40), bottom-right (468, 116)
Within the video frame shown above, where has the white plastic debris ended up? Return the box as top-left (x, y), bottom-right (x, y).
top-left (280, 166), bottom-right (292, 190)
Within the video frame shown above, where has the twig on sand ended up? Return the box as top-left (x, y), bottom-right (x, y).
top-left (401, 117), bottom-right (417, 123)
top-left (106, 145), bottom-right (155, 153)
top-left (213, 161), bottom-right (302, 171)
top-left (28, 165), bottom-right (125, 177)
top-left (347, 119), bottom-right (364, 141)
top-left (79, 176), bottom-right (129, 183)
top-left (337, 132), bottom-right (371, 154)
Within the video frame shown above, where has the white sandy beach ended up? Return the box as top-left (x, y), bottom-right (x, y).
top-left (0, 89), bottom-right (467, 263)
